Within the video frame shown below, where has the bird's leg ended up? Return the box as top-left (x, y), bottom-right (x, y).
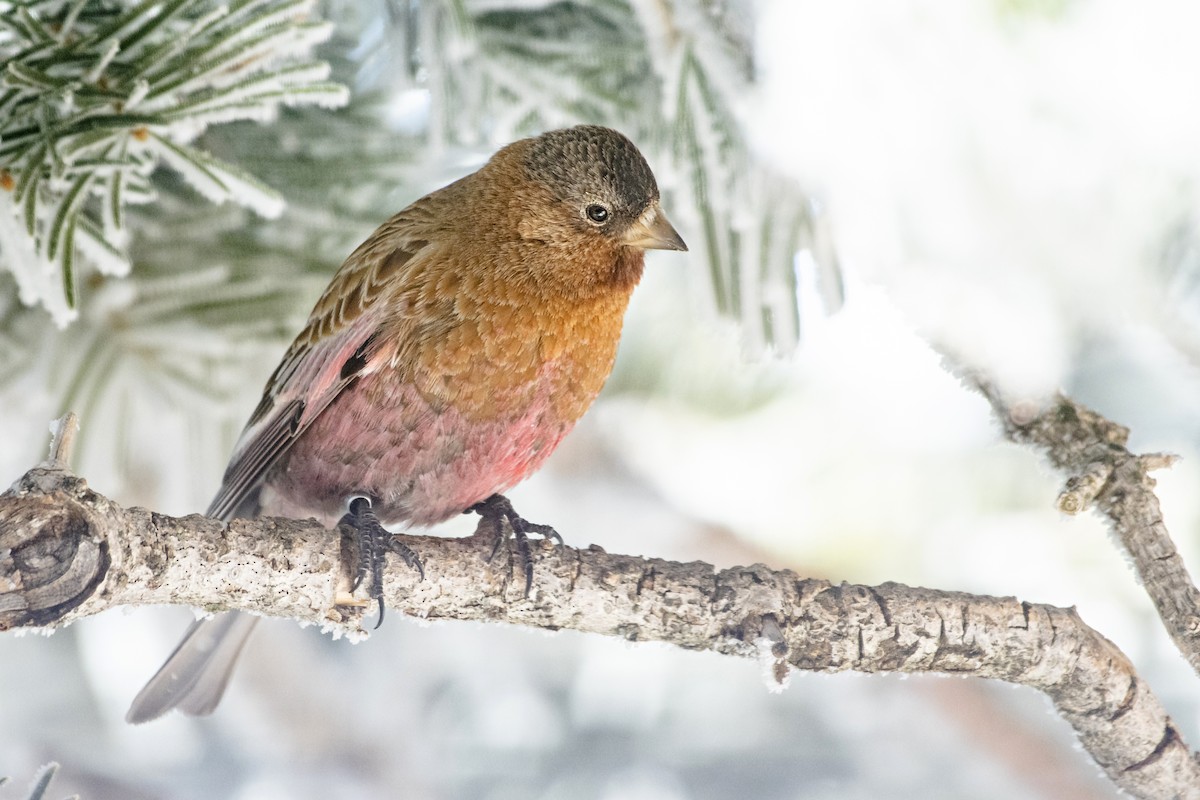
top-left (338, 496), bottom-right (424, 629)
top-left (468, 493), bottom-right (562, 596)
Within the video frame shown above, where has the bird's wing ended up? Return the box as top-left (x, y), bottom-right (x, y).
top-left (206, 210), bottom-right (444, 522)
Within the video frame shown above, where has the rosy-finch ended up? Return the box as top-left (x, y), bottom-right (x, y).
top-left (126, 125), bottom-right (687, 723)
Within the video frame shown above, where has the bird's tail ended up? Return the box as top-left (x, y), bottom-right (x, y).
top-left (125, 612), bottom-right (260, 724)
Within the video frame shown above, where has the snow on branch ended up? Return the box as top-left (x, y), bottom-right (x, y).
top-left (0, 454), bottom-right (1197, 799)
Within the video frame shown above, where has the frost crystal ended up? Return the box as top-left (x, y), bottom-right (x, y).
top-left (756, 635), bottom-right (792, 694)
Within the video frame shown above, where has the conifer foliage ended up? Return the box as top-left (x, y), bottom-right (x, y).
top-left (0, 0), bottom-right (832, 496)
top-left (0, 0), bottom-right (348, 324)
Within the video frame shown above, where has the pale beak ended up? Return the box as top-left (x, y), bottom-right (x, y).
top-left (621, 201), bottom-right (688, 252)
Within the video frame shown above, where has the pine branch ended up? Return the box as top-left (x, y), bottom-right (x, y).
top-left (3, 404), bottom-right (1200, 800)
top-left (620, 0), bottom-right (842, 352)
top-left (0, 0), bottom-right (349, 324)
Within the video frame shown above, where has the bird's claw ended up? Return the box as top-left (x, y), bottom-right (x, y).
top-left (468, 493), bottom-right (560, 597)
top-left (338, 496), bottom-right (424, 629)
top-left (390, 538), bottom-right (425, 581)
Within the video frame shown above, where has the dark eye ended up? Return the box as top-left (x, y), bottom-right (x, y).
top-left (585, 204), bottom-right (610, 224)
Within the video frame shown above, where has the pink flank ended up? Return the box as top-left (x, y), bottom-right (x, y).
top-left (257, 363), bottom-right (575, 528)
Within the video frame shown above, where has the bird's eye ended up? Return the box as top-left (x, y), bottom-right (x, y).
top-left (585, 204), bottom-right (610, 224)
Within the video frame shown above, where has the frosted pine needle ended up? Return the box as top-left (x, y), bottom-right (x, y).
top-left (0, 0), bottom-right (348, 318)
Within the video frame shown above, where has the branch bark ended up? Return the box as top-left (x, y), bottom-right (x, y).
top-left (975, 381), bottom-right (1200, 677)
top-left (1, 463), bottom-right (1197, 799)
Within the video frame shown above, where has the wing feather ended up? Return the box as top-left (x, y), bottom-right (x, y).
top-left (206, 203), bottom-right (448, 521)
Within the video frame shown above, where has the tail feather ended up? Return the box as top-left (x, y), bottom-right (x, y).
top-left (126, 612), bottom-right (260, 724)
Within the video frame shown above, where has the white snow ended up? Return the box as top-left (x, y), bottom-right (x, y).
top-left (754, 0), bottom-right (1200, 395)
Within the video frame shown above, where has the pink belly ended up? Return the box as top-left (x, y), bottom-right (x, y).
top-left (258, 372), bottom-right (572, 527)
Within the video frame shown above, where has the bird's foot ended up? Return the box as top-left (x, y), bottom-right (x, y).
top-left (339, 496), bottom-right (424, 629)
top-left (468, 494), bottom-right (561, 596)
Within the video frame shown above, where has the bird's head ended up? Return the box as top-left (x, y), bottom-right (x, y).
top-left (520, 125), bottom-right (688, 255)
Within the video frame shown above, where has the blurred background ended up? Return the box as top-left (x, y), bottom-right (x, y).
top-left (3, 0), bottom-right (1200, 798)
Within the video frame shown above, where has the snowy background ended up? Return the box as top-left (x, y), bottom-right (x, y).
top-left (4, 0), bottom-right (1200, 798)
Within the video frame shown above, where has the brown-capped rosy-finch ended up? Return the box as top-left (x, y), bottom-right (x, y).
top-left (126, 125), bottom-right (687, 723)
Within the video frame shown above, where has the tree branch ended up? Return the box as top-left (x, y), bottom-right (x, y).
top-left (974, 380), bottom-right (1200, 677)
top-left (1, 463), bottom-right (1197, 799)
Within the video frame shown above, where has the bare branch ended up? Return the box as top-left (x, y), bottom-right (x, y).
top-left (974, 380), bottom-right (1200, 676)
top-left (1, 465), bottom-right (1197, 799)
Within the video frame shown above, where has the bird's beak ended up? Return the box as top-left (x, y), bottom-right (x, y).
top-left (621, 201), bottom-right (688, 252)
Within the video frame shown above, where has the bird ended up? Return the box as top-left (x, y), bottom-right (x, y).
top-left (125, 124), bottom-right (687, 723)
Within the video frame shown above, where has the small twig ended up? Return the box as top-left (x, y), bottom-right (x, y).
top-left (1057, 461), bottom-right (1114, 515)
top-left (46, 412), bottom-right (80, 468)
top-left (1140, 452), bottom-right (1180, 472)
